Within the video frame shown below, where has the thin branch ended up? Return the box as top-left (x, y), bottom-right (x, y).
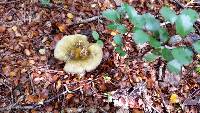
top-left (68, 15), bottom-right (103, 26)
top-left (143, 98), bottom-right (162, 113)
top-left (28, 71), bottom-right (36, 95)
top-left (0, 0), bottom-right (20, 5)
top-left (160, 21), bottom-right (170, 26)
top-left (172, 0), bottom-right (185, 8)
top-left (0, 86), bottom-right (81, 111)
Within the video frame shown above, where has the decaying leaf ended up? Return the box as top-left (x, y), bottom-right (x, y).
top-left (170, 93), bottom-right (179, 103)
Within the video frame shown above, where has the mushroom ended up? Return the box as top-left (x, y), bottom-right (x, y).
top-left (54, 34), bottom-right (103, 74)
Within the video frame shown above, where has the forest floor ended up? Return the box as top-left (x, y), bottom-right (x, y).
top-left (0, 0), bottom-right (200, 113)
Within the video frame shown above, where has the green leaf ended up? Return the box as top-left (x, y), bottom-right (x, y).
top-left (181, 8), bottom-right (199, 23)
top-left (195, 66), bottom-right (200, 74)
top-left (107, 23), bottom-right (118, 30)
top-left (133, 15), bottom-right (146, 29)
top-left (167, 59), bottom-right (182, 74)
top-left (152, 48), bottom-right (162, 56)
top-left (117, 24), bottom-right (127, 34)
top-left (97, 40), bottom-right (104, 46)
top-left (160, 7), bottom-right (177, 23)
top-left (175, 14), bottom-right (194, 37)
top-left (162, 48), bottom-right (174, 61)
top-left (149, 37), bottom-right (161, 48)
top-left (143, 52), bottom-right (158, 62)
top-left (119, 51), bottom-right (126, 56)
top-left (40, 0), bottom-right (50, 5)
top-left (115, 47), bottom-right (126, 56)
top-left (113, 35), bottom-right (122, 45)
top-left (143, 13), bottom-right (160, 31)
top-left (116, 6), bottom-right (126, 17)
top-left (92, 31), bottom-right (99, 40)
top-left (192, 40), bottom-right (200, 53)
top-left (133, 30), bottom-right (150, 44)
top-left (172, 47), bottom-right (193, 65)
top-left (102, 9), bottom-right (120, 21)
top-left (122, 3), bottom-right (138, 24)
top-left (159, 28), bottom-right (169, 43)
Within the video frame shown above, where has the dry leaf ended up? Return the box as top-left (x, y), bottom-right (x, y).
top-left (132, 108), bottom-right (144, 113)
top-left (26, 95), bottom-right (39, 103)
top-left (0, 26), bottom-right (6, 33)
top-left (45, 105), bottom-right (53, 112)
top-left (66, 94), bottom-right (74, 100)
top-left (10, 71), bottom-right (16, 77)
top-left (67, 13), bottom-right (74, 19)
top-left (170, 93), bottom-right (179, 103)
top-left (29, 59), bottom-right (35, 65)
top-left (57, 24), bottom-right (66, 32)
top-left (56, 80), bottom-right (62, 90)
top-left (24, 49), bottom-right (31, 56)
top-left (91, 4), bottom-right (97, 8)
top-left (111, 31), bottom-right (117, 36)
top-left (12, 26), bottom-right (18, 32)
top-left (39, 48), bottom-right (46, 55)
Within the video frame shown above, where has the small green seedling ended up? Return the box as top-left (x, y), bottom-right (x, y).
top-left (92, 31), bottom-right (104, 47)
top-left (102, 3), bottom-right (200, 74)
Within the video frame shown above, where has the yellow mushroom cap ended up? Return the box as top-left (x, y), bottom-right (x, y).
top-left (54, 34), bottom-right (89, 61)
top-left (54, 34), bottom-right (103, 74)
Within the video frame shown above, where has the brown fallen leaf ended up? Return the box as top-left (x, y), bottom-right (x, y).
top-left (170, 93), bottom-right (179, 103)
top-left (57, 23), bottom-right (66, 33)
top-left (56, 79), bottom-right (62, 90)
top-left (24, 49), bottom-right (31, 56)
top-left (26, 95), bottom-right (39, 103)
top-left (67, 13), bottom-right (74, 19)
top-left (132, 108), bottom-right (145, 113)
top-left (66, 94), bottom-right (74, 100)
top-left (45, 105), bottom-right (54, 112)
top-left (0, 26), bottom-right (6, 33)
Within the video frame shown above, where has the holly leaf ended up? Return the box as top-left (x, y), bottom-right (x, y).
top-left (122, 3), bottom-right (138, 24)
top-left (102, 9), bottom-right (120, 21)
top-left (97, 40), bottom-right (104, 46)
top-left (162, 48), bottom-right (174, 61)
top-left (133, 30), bottom-right (150, 44)
top-left (167, 59), bottom-right (182, 74)
top-left (160, 7), bottom-right (177, 23)
top-left (92, 31), bottom-right (99, 40)
top-left (149, 37), bottom-right (161, 48)
top-left (115, 46), bottom-right (126, 56)
top-left (113, 35), bottom-right (123, 45)
top-left (107, 23), bottom-right (118, 30)
top-left (143, 13), bottom-right (160, 32)
top-left (192, 40), bottom-right (200, 53)
top-left (40, 0), bottom-right (50, 5)
top-left (143, 52), bottom-right (158, 62)
top-left (181, 8), bottom-right (199, 23)
top-left (176, 14), bottom-right (194, 37)
top-left (117, 24), bottom-right (127, 34)
top-left (159, 28), bottom-right (169, 43)
top-left (172, 47), bottom-right (193, 65)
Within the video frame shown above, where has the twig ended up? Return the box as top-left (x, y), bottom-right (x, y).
top-left (0, 74), bottom-right (12, 90)
top-left (143, 99), bottom-right (162, 113)
top-left (185, 0), bottom-right (195, 7)
top-left (0, 0), bottom-right (20, 4)
top-left (172, 0), bottom-right (185, 8)
top-left (0, 87), bottom-right (81, 111)
top-left (28, 71), bottom-right (36, 95)
top-left (160, 21), bottom-right (170, 26)
top-left (68, 15), bottom-right (103, 26)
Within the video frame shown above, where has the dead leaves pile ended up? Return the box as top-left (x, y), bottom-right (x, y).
top-left (0, 0), bottom-right (199, 113)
